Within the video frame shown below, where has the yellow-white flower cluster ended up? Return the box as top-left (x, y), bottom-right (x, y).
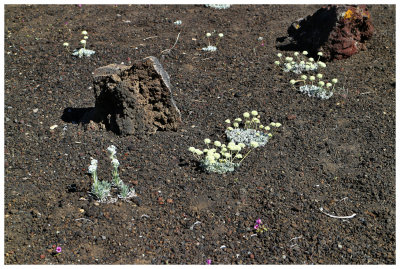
top-left (274, 51), bottom-right (326, 74)
top-left (290, 73), bottom-right (339, 99)
top-left (72, 30), bottom-right (96, 58)
top-left (188, 138), bottom-right (260, 173)
top-left (203, 31), bottom-right (224, 52)
top-left (225, 110), bottom-right (281, 134)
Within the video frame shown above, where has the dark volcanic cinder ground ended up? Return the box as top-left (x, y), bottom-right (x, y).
top-left (4, 4), bottom-right (395, 264)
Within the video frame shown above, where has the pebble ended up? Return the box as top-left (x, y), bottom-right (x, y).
top-left (50, 125), bottom-right (58, 130)
top-left (33, 108), bottom-right (38, 113)
top-left (250, 253), bottom-right (255, 259)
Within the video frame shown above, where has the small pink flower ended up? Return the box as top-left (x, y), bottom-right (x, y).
top-left (256, 219), bottom-right (262, 224)
top-left (206, 259), bottom-right (211, 265)
top-left (56, 247), bottom-right (62, 253)
top-left (254, 224), bottom-right (259, 230)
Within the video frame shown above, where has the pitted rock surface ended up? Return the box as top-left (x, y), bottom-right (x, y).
top-left (276, 5), bottom-right (374, 60)
top-left (84, 56), bottom-right (181, 136)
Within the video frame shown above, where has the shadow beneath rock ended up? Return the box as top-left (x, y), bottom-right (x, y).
top-left (61, 107), bottom-right (95, 124)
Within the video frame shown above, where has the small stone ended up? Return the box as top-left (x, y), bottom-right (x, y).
top-left (166, 198), bottom-right (173, 203)
top-left (40, 254), bottom-right (45, 259)
top-left (250, 253), bottom-right (255, 259)
top-left (347, 248), bottom-right (352, 253)
top-left (338, 244), bottom-right (343, 249)
top-left (287, 114), bottom-right (297, 120)
top-left (33, 108), bottom-right (38, 113)
top-left (79, 209), bottom-right (85, 213)
top-left (50, 125), bottom-right (58, 130)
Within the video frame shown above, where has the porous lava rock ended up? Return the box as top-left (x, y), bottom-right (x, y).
top-left (83, 56), bottom-right (181, 136)
top-left (276, 5), bottom-right (374, 60)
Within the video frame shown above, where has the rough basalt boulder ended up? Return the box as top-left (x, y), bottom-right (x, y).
top-left (276, 5), bottom-right (374, 60)
top-left (83, 56), bottom-right (181, 136)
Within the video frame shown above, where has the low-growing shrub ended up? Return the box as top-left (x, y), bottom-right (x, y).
top-left (290, 74), bottom-right (340, 99)
top-left (274, 51), bottom-right (326, 74)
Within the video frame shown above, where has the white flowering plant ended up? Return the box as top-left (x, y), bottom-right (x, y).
top-left (189, 138), bottom-right (259, 174)
top-left (225, 110), bottom-right (282, 147)
top-left (88, 159), bottom-right (111, 202)
top-left (274, 51), bottom-right (326, 74)
top-left (87, 145), bottom-right (136, 202)
top-left (72, 30), bottom-right (95, 58)
top-left (202, 32), bottom-right (224, 52)
top-left (290, 73), bottom-right (340, 99)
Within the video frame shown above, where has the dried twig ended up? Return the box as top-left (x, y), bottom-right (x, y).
top-left (319, 207), bottom-right (356, 219)
top-left (75, 218), bottom-right (93, 223)
top-left (189, 221), bottom-right (201, 230)
top-left (143, 36), bottom-right (158, 40)
top-left (161, 32), bottom-right (181, 54)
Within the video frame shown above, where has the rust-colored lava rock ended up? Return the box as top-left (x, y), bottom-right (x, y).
top-left (84, 56), bottom-right (182, 136)
top-left (276, 5), bottom-right (374, 60)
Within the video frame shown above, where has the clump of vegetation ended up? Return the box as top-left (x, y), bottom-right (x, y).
top-left (71, 30), bottom-right (95, 58)
top-left (87, 145), bottom-right (136, 202)
top-left (189, 139), bottom-right (258, 174)
top-left (202, 32), bottom-right (224, 52)
top-left (290, 73), bottom-right (340, 99)
top-left (188, 111), bottom-right (282, 174)
top-left (274, 51), bottom-right (326, 74)
top-left (224, 110), bottom-right (281, 147)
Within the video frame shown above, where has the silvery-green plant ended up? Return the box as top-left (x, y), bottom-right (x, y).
top-left (107, 145), bottom-right (123, 188)
top-left (202, 32), bottom-right (224, 52)
top-left (205, 4), bottom-right (231, 9)
top-left (118, 183), bottom-right (137, 200)
top-left (290, 73), bottom-right (340, 99)
top-left (225, 110), bottom-right (282, 147)
top-left (87, 145), bottom-right (137, 202)
top-left (72, 30), bottom-right (95, 58)
top-left (274, 51), bottom-right (326, 74)
top-left (189, 138), bottom-right (259, 174)
top-left (88, 159), bottom-right (111, 202)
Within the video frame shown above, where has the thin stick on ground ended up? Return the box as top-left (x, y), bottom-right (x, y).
top-left (161, 32), bottom-right (181, 54)
top-left (319, 207), bottom-right (356, 219)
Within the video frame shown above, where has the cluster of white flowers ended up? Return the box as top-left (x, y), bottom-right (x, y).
top-left (188, 111), bottom-right (282, 174)
top-left (107, 145), bottom-right (122, 187)
top-left (87, 145), bottom-right (136, 202)
top-left (225, 111), bottom-right (282, 147)
top-left (205, 4), bottom-right (231, 10)
top-left (189, 138), bottom-right (258, 174)
top-left (88, 158), bottom-right (111, 202)
top-left (274, 51), bottom-right (326, 74)
top-left (173, 20), bottom-right (182, 25)
top-left (290, 73), bottom-right (339, 99)
top-left (72, 30), bottom-right (95, 58)
top-left (202, 32), bottom-right (224, 52)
